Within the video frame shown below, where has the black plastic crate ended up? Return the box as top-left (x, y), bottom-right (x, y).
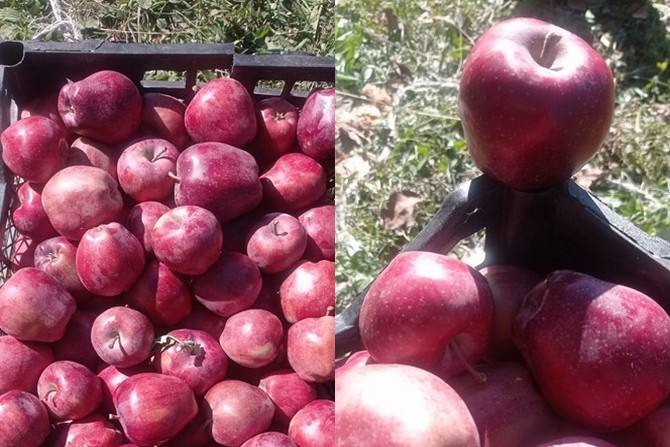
top-left (0, 40), bottom-right (334, 281)
top-left (336, 175), bottom-right (670, 357)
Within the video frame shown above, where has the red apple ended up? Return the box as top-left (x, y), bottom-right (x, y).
top-left (48, 413), bottom-right (125, 447)
top-left (11, 182), bottom-right (58, 241)
top-left (124, 200), bottom-right (170, 258)
top-left (288, 399), bottom-right (334, 447)
top-left (0, 390), bottom-right (51, 447)
top-left (66, 136), bottom-right (118, 180)
top-left (97, 363), bottom-right (153, 415)
top-left (0, 335), bottom-right (54, 394)
top-left (193, 252), bottom-right (263, 317)
top-left (91, 306), bottom-right (155, 368)
top-left (204, 380), bottom-right (275, 447)
top-left (241, 432), bottom-right (297, 447)
top-left (259, 369), bottom-right (318, 427)
top-left (298, 204), bottom-right (335, 261)
top-left (113, 372), bottom-right (198, 446)
top-left (151, 205), bottom-right (223, 276)
top-left (219, 309), bottom-right (285, 369)
top-left (76, 222), bottom-right (146, 296)
top-left (117, 138), bottom-right (179, 202)
top-left (0, 115), bottom-right (68, 183)
top-left (173, 142), bottom-right (262, 222)
top-left (513, 270), bottom-right (670, 431)
top-left (41, 165), bottom-right (124, 240)
top-left (51, 310), bottom-right (100, 370)
top-left (37, 360), bottom-right (103, 421)
top-left (184, 77), bottom-right (257, 147)
top-left (260, 153), bottom-right (326, 212)
top-left (280, 260), bottom-right (335, 323)
top-left (360, 251), bottom-right (494, 378)
top-left (246, 212), bottom-right (307, 273)
top-left (0, 267), bottom-right (76, 342)
top-left (58, 70), bottom-right (142, 145)
top-left (34, 236), bottom-right (90, 302)
top-left (140, 92), bottom-right (189, 149)
top-left (336, 363), bottom-right (480, 446)
top-left (287, 315), bottom-right (335, 383)
top-left (252, 97), bottom-right (299, 163)
top-left (458, 17), bottom-right (615, 190)
top-left (154, 328), bottom-right (228, 395)
top-left (296, 88), bottom-right (335, 162)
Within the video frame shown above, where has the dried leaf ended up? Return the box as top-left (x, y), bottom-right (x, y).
top-left (381, 190), bottom-right (423, 230)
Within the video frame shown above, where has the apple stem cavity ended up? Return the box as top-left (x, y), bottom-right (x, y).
top-left (537, 32), bottom-right (563, 70)
top-left (450, 339), bottom-right (487, 383)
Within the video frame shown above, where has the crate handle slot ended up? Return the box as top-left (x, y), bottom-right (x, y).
top-left (0, 41), bottom-right (24, 68)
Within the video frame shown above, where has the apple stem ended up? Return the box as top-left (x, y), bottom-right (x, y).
top-left (168, 171), bottom-right (181, 183)
top-left (538, 32), bottom-right (562, 69)
top-left (450, 340), bottom-right (486, 383)
top-left (271, 219), bottom-right (288, 237)
top-left (151, 146), bottom-right (169, 163)
top-left (108, 334), bottom-right (121, 350)
top-left (108, 414), bottom-right (120, 421)
top-left (326, 305), bottom-right (334, 316)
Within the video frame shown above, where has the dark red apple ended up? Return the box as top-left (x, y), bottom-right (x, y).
top-left (336, 363), bottom-right (480, 446)
top-left (287, 315), bottom-right (335, 383)
top-left (51, 310), bottom-right (99, 370)
top-left (117, 138), bottom-right (179, 202)
top-left (140, 92), bottom-right (189, 149)
top-left (280, 260), bottom-right (335, 323)
top-left (58, 70), bottom-right (142, 145)
top-left (113, 372), bottom-right (198, 446)
top-left (204, 380), bottom-right (275, 447)
top-left (48, 413), bottom-right (125, 447)
top-left (0, 267), bottom-right (76, 342)
top-left (0, 390), bottom-right (51, 447)
top-left (154, 328), bottom-right (228, 395)
top-left (0, 115), bottom-right (68, 183)
top-left (260, 153), bottom-right (326, 212)
top-left (91, 306), bottom-right (155, 368)
top-left (193, 252), bottom-right (263, 317)
top-left (41, 165), bottom-right (124, 240)
top-left (124, 200), bottom-right (170, 258)
top-left (360, 251), bottom-right (494, 378)
top-left (513, 270), bottom-right (670, 432)
top-left (151, 205), bottom-right (223, 275)
top-left (97, 363), bottom-right (153, 415)
top-left (252, 97), bottom-right (299, 163)
top-left (34, 236), bottom-right (90, 302)
top-left (11, 182), bottom-right (58, 241)
top-left (37, 360), bottom-right (103, 421)
top-left (296, 87), bottom-right (335, 162)
top-left (0, 335), bottom-right (54, 394)
top-left (241, 432), bottom-right (297, 447)
top-left (458, 17), bottom-right (615, 190)
top-left (259, 369), bottom-right (318, 427)
top-left (66, 136), bottom-right (118, 180)
top-left (298, 204), bottom-right (335, 261)
top-left (184, 77), bottom-right (257, 147)
top-left (219, 309), bottom-right (285, 369)
top-left (288, 399), bottom-right (334, 447)
top-left (76, 222), bottom-right (146, 296)
top-left (246, 212), bottom-right (307, 273)
top-left (173, 142), bottom-right (262, 222)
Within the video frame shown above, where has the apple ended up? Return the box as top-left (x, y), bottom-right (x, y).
top-left (51, 310), bottom-right (100, 370)
top-left (260, 153), bottom-right (326, 212)
top-left (58, 69), bottom-right (142, 145)
top-left (280, 260), bottom-right (335, 323)
top-left (76, 222), bottom-right (146, 296)
top-left (184, 77), bottom-right (257, 147)
top-left (125, 259), bottom-right (192, 326)
top-left (219, 309), bottom-right (285, 368)
top-left (0, 115), bottom-right (68, 183)
top-left (37, 360), bottom-right (103, 421)
top-left (458, 17), bottom-right (615, 190)
top-left (0, 267), bottom-right (76, 342)
top-left (0, 390), bottom-right (51, 447)
top-left (336, 363), bottom-right (480, 446)
top-left (204, 380), bottom-right (275, 447)
top-left (193, 252), bottom-right (263, 317)
top-left (140, 92), bottom-right (189, 149)
top-left (259, 369), bottom-right (318, 427)
top-left (287, 315), bottom-right (335, 383)
top-left (151, 205), bottom-right (223, 275)
top-left (296, 88), bottom-right (335, 162)
top-left (359, 251), bottom-right (494, 378)
top-left (173, 142), bottom-right (263, 222)
top-left (41, 165), bottom-right (124, 240)
top-left (0, 335), bottom-right (54, 394)
top-left (478, 264), bottom-right (541, 360)
top-left (66, 136), bottom-right (118, 180)
top-left (11, 182), bottom-right (58, 241)
top-left (124, 201), bottom-right (170, 258)
top-left (298, 204), bottom-right (335, 261)
top-left (117, 138), bottom-right (179, 202)
top-left (288, 399), bottom-right (334, 447)
top-left (246, 212), bottom-right (307, 273)
top-left (252, 97), bottom-right (299, 163)
top-left (48, 413), bottom-right (125, 447)
top-left (153, 328), bottom-right (229, 395)
top-left (241, 432), bottom-right (298, 447)
top-left (97, 363), bottom-right (153, 415)
top-left (513, 270), bottom-right (670, 431)
top-left (34, 236), bottom-right (90, 302)
top-left (534, 437), bottom-right (617, 447)
top-left (113, 372), bottom-right (198, 446)
top-left (91, 306), bottom-right (155, 368)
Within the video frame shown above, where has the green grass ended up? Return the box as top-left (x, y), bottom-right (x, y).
top-left (336, 0), bottom-right (670, 310)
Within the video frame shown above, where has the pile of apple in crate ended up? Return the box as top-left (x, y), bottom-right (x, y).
top-left (0, 60), bottom-right (335, 446)
top-left (336, 18), bottom-right (670, 447)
